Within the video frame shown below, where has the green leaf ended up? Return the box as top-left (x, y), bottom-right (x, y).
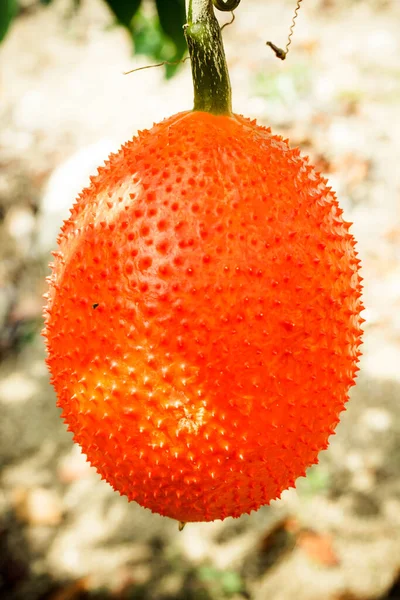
top-left (105, 0), bottom-right (142, 29)
top-left (197, 566), bottom-right (243, 597)
top-left (155, 0), bottom-right (186, 56)
top-left (197, 566), bottom-right (220, 582)
top-left (0, 0), bottom-right (17, 43)
top-left (131, 11), bottom-right (168, 59)
top-left (131, 7), bottom-right (187, 79)
top-left (220, 571), bottom-right (243, 596)
top-left (298, 464), bottom-right (330, 496)
top-left (154, 0), bottom-right (187, 77)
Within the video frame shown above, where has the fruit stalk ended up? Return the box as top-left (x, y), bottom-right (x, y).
top-left (185, 0), bottom-right (232, 115)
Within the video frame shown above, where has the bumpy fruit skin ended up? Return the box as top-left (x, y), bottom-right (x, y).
top-left (44, 111), bottom-right (363, 522)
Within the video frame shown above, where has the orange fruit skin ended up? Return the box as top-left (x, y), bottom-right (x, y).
top-left (44, 111), bottom-right (363, 523)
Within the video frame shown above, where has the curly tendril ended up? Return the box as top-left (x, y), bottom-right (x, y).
top-left (212, 0), bottom-right (241, 12)
top-left (267, 0), bottom-right (303, 60)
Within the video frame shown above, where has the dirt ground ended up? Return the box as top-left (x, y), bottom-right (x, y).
top-left (1, 0), bottom-right (400, 598)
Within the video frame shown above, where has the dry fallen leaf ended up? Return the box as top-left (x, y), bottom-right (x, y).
top-left (48, 578), bottom-right (90, 600)
top-left (297, 530), bottom-right (340, 567)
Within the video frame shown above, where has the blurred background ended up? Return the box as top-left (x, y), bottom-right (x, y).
top-left (1, 0), bottom-right (400, 598)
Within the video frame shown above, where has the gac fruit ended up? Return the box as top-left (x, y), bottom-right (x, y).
top-left (44, 111), bottom-right (363, 522)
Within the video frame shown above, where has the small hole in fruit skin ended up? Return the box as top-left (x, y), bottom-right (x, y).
top-left (92, 303), bottom-right (99, 309)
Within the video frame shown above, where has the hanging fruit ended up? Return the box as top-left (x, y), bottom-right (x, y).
top-left (43, 0), bottom-right (363, 524)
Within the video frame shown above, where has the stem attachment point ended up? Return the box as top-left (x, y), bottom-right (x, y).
top-left (185, 0), bottom-right (233, 115)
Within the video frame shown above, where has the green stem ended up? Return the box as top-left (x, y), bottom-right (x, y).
top-left (185, 0), bottom-right (233, 116)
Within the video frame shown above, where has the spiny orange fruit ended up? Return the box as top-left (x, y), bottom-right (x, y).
top-left (44, 110), bottom-right (363, 522)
